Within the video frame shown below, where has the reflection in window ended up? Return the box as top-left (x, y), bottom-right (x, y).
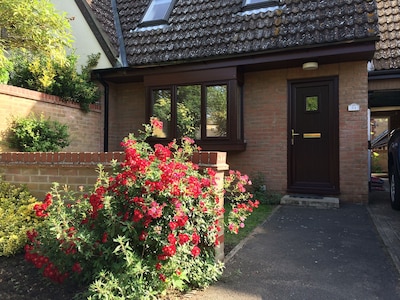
top-left (152, 89), bottom-right (171, 137)
top-left (149, 84), bottom-right (228, 140)
top-left (177, 85), bottom-right (201, 139)
top-left (206, 85), bottom-right (227, 137)
top-left (306, 96), bottom-right (318, 112)
top-left (140, 0), bottom-right (175, 26)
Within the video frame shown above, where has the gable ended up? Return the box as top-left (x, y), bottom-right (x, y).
top-left (90, 0), bottom-right (379, 68)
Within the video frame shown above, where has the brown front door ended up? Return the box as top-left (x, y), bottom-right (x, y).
top-left (288, 77), bottom-right (339, 195)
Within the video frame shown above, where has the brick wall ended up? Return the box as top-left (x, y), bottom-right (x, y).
top-left (108, 82), bottom-right (146, 151)
top-left (0, 85), bottom-right (103, 152)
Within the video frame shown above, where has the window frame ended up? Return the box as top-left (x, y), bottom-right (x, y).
top-left (139, 0), bottom-right (176, 27)
top-left (144, 69), bottom-right (245, 151)
top-left (242, 0), bottom-right (281, 11)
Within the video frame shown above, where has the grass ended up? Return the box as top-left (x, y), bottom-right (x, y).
top-left (224, 202), bottom-right (276, 252)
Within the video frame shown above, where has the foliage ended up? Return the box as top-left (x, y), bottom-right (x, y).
top-left (8, 51), bottom-right (100, 112)
top-left (0, 0), bottom-right (72, 71)
top-left (24, 119), bottom-right (259, 299)
top-left (0, 180), bottom-right (41, 256)
top-left (224, 203), bottom-right (273, 251)
top-left (248, 172), bottom-right (281, 205)
top-left (8, 113), bottom-right (70, 152)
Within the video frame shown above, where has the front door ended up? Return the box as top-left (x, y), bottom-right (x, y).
top-left (288, 77), bottom-right (339, 195)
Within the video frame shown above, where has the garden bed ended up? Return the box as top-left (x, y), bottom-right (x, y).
top-left (0, 204), bottom-right (275, 299)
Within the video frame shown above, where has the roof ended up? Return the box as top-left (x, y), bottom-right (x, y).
top-left (90, 0), bottom-right (379, 68)
top-left (372, 0), bottom-right (400, 71)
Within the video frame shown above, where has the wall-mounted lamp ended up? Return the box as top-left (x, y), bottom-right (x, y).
top-left (302, 62), bottom-right (318, 70)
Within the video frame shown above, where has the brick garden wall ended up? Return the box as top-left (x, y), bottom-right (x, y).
top-left (0, 85), bottom-right (103, 152)
top-left (0, 150), bottom-right (228, 259)
top-left (0, 151), bottom-right (228, 201)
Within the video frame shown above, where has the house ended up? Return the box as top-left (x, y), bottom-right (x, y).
top-left (368, 0), bottom-right (400, 174)
top-left (77, 0), bottom-right (380, 203)
top-left (50, 0), bottom-right (118, 69)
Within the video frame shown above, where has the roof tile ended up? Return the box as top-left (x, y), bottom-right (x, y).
top-left (90, 0), bottom-right (379, 67)
top-left (373, 0), bottom-right (400, 70)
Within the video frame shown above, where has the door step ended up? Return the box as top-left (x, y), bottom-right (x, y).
top-left (280, 194), bottom-right (339, 209)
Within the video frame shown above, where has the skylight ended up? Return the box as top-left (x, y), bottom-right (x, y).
top-left (140, 0), bottom-right (175, 27)
top-left (242, 0), bottom-right (281, 10)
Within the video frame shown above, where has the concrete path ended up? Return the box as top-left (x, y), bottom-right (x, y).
top-left (187, 201), bottom-right (400, 299)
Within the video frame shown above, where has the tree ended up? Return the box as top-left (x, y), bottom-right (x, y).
top-left (0, 0), bottom-right (73, 75)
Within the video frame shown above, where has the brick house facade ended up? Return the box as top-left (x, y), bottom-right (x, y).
top-left (78, 0), bottom-right (380, 204)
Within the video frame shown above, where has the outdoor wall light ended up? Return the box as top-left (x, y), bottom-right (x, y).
top-left (302, 62), bottom-right (319, 70)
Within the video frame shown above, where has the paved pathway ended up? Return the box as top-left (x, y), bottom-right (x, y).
top-left (187, 198), bottom-right (400, 299)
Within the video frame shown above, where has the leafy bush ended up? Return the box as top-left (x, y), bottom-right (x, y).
top-left (0, 181), bottom-right (41, 256)
top-left (8, 113), bottom-right (70, 152)
top-left (8, 50), bottom-right (100, 112)
top-left (25, 120), bottom-right (259, 299)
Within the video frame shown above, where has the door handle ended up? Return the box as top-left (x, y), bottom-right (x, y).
top-left (291, 129), bottom-right (300, 145)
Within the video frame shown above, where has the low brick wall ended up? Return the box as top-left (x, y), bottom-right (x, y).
top-left (0, 151), bottom-right (229, 259)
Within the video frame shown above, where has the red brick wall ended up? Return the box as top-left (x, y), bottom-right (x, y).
top-left (0, 85), bottom-right (103, 152)
top-left (108, 82), bottom-right (146, 151)
top-left (228, 62), bottom-right (369, 203)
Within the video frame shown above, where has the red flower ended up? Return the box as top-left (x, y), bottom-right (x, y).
top-left (159, 273), bottom-right (166, 282)
top-left (191, 246), bottom-right (201, 257)
top-left (192, 232), bottom-right (200, 245)
top-left (162, 244), bottom-right (176, 257)
top-left (178, 233), bottom-right (190, 245)
top-left (101, 232), bottom-right (108, 243)
top-left (155, 262), bottom-right (162, 270)
top-left (169, 221), bottom-right (178, 231)
top-left (175, 215), bottom-right (188, 227)
top-left (167, 233), bottom-right (176, 245)
top-left (139, 231), bottom-right (148, 241)
top-left (151, 117), bottom-right (163, 130)
top-left (72, 262), bottom-right (82, 273)
top-left (132, 209), bottom-right (144, 222)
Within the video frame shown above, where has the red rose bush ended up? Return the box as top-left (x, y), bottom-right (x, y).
top-left (25, 120), bottom-right (259, 299)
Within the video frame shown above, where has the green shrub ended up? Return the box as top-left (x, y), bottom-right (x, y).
top-left (25, 120), bottom-right (259, 298)
top-left (8, 50), bottom-right (100, 112)
top-left (8, 113), bottom-right (70, 152)
top-left (0, 181), bottom-right (41, 256)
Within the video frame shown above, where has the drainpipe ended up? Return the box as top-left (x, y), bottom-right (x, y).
top-left (97, 74), bottom-right (109, 152)
top-left (111, 0), bottom-right (128, 67)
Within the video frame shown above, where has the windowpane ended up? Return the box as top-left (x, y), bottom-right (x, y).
top-left (176, 85), bottom-right (201, 139)
top-left (306, 96), bottom-right (319, 112)
top-left (242, 0), bottom-right (279, 9)
top-left (152, 89), bottom-right (171, 138)
top-left (206, 85), bottom-right (227, 137)
top-left (142, 0), bottom-right (173, 23)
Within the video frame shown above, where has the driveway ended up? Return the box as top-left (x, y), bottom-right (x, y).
top-left (188, 181), bottom-right (400, 300)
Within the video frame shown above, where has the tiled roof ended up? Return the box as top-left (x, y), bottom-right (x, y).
top-left (90, 0), bottom-right (379, 67)
top-left (373, 0), bottom-right (400, 70)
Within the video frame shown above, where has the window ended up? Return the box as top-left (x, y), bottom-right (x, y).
top-left (242, 0), bottom-right (281, 10)
top-left (151, 84), bottom-right (228, 140)
top-left (145, 69), bottom-right (245, 151)
top-left (140, 0), bottom-right (175, 27)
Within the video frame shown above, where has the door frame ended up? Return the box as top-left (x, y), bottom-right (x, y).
top-left (287, 76), bottom-right (340, 195)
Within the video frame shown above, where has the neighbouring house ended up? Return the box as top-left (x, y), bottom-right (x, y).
top-left (368, 0), bottom-right (400, 174)
top-left (50, 0), bottom-right (119, 69)
top-left (72, 0), bottom-right (380, 203)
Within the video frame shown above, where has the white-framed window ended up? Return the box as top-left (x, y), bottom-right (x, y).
top-left (140, 0), bottom-right (175, 27)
